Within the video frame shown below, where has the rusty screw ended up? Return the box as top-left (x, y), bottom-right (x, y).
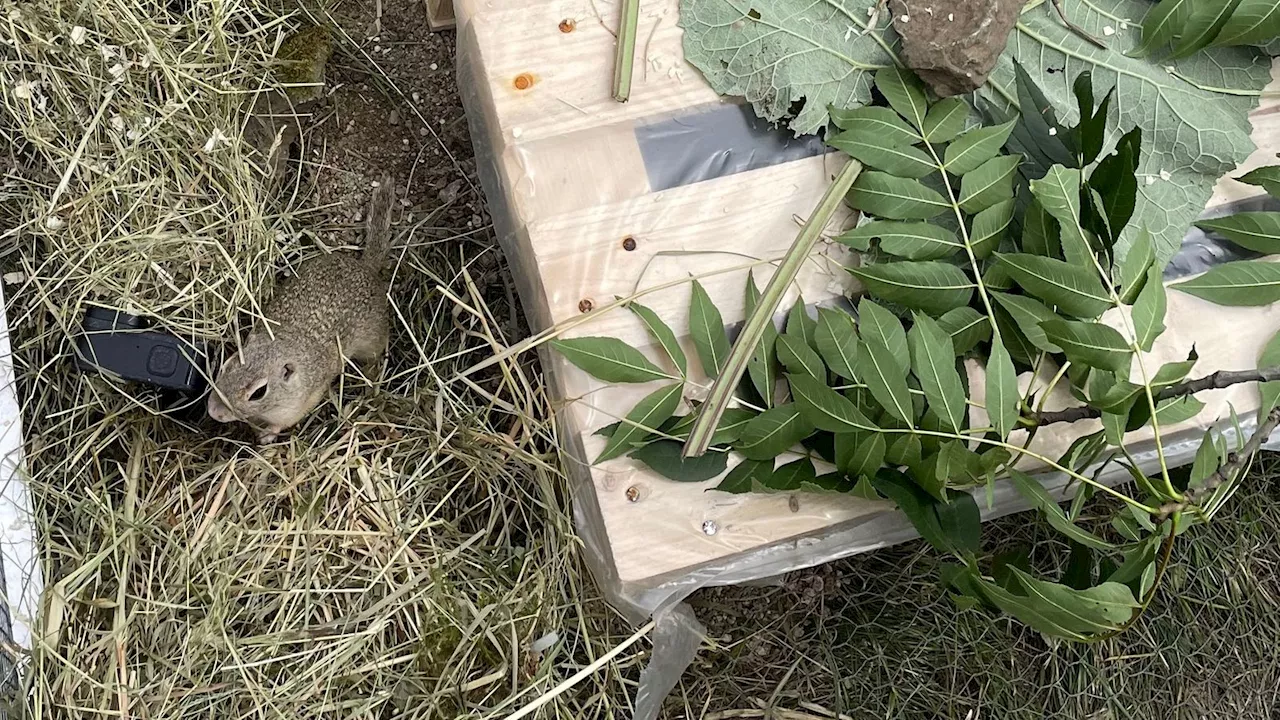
top-left (578, 298), bottom-right (594, 313)
top-left (559, 18), bottom-right (576, 33)
top-left (622, 235), bottom-right (637, 251)
top-left (626, 486), bottom-right (640, 502)
top-left (513, 73), bottom-right (534, 90)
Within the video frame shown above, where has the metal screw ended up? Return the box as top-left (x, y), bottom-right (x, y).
top-left (626, 486), bottom-right (640, 502)
top-left (622, 236), bottom-right (637, 251)
top-left (578, 298), bottom-right (594, 313)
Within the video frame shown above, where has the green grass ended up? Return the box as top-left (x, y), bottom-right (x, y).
top-left (674, 456), bottom-right (1280, 719)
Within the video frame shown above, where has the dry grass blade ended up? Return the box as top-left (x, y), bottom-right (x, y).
top-left (0, 1), bottom-right (634, 717)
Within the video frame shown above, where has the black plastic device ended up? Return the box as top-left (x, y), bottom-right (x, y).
top-left (74, 305), bottom-right (208, 394)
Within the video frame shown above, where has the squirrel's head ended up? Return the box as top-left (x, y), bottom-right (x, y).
top-left (207, 333), bottom-right (332, 442)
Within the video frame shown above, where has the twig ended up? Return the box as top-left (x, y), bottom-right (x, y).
top-left (1050, 0), bottom-right (1107, 49)
top-left (682, 159), bottom-right (863, 457)
top-left (1033, 366), bottom-right (1280, 427)
top-left (1158, 405), bottom-right (1280, 518)
top-left (612, 0), bottom-right (641, 102)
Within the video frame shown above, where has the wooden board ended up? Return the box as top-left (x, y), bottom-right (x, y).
top-left (456, 1), bottom-right (1280, 586)
top-left (425, 0), bottom-right (456, 31)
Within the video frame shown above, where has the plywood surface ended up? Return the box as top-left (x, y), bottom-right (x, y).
top-left (457, 0), bottom-right (1280, 585)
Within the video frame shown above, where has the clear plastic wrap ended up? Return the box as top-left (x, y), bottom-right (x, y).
top-left (455, 5), bottom-right (1280, 716)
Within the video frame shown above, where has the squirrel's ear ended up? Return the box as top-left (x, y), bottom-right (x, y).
top-left (283, 362), bottom-right (296, 380)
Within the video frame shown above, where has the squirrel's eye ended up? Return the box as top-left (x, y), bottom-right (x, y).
top-left (248, 384), bottom-right (267, 402)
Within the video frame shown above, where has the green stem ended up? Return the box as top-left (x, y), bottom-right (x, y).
top-left (612, 0), bottom-right (640, 102)
top-left (683, 159), bottom-right (863, 457)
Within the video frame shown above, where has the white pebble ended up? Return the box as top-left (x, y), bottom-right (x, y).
top-left (899, 14), bottom-right (909, 22)
top-left (948, 12), bottom-right (954, 21)
top-left (412, 91), bottom-right (421, 102)
top-left (44, 216), bottom-right (64, 230)
top-left (3, 272), bottom-right (26, 285)
top-left (1103, 25), bottom-right (1115, 36)
top-left (374, 45), bottom-right (381, 52)
top-left (11, 80), bottom-right (34, 99)
top-left (1159, 169), bottom-right (1172, 181)
top-left (69, 26), bottom-right (86, 45)
top-left (110, 115), bottom-right (125, 132)
top-left (529, 631), bottom-right (559, 654)
top-left (512, 126), bottom-right (524, 138)
top-left (1145, 176), bottom-right (1156, 186)
top-left (1048, 127), bottom-right (1057, 136)
top-left (429, 62), bottom-right (438, 70)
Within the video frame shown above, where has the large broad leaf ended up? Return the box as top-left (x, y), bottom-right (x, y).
top-left (908, 314), bottom-right (967, 433)
top-left (836, 430), bottom-right (886, 478)
top-left (1195, 212), bottom-right (1280, 254)
top-left (1009, 569), bottom-right (1138, 633)
top-left (849, 262), bottom-right (975, 315)
top-left (958, 155), bottom-right (1021, 214)
top-left (1131, 265), bottom-right (1167, 352)
top-left (597, 384), bottom-right (683, 462)
top-left (922, 97), bottom-right (969, 144)
top-left (1041, 320), bottom-right (1133, 371)
top-left (944, 120), bottom-right (1017, 175)
top-left (1030, 166), bottom-right (1094, 267)
top-left (844, 221), bottom-right (964, 260)
top-left (990, 291), bottom-right (1064, 354)
top-left (986, 338), bottom-right (1020, 440)
top-left (680, 0), bottom-right (1271, 260)
top-left (829, 132), bottom-right (936, 178)
top-left (689, 280), bottom-right (730, 377)
top-left (631, 441), bottom-right (729, 482)
top-left (629, 302), bottom-right (687, 376)
top-left (790, 374), bottom-right (879, 433)
top-left (777, 334), bottom-right (825, 380)
top-left (736, 404), bottom-right (814, 460)
top-left (995, 253), bottom-right (1111, 318)
top-left (1009, 469), bottom-right (1116, 551)
top-left (847, 172), bottom-right (950, 220)
top-left (858, 298), bottom-right (908, 359)
top-left (969, 199), bottom-right (1015, 260)
top-left (1213, 0), bottom-right (1280, 48)
top-left (814, 307), bottom-right (861, 381)
top-left (937, 307), bottom-right (991, 354)
top-left (829, 106), bottom-right (920, 145)
top-left (857, 341), bottom-right (916, 424)
top-left (744, 273), bottom-right (779, 405)
top-left (551, 337), bottom-right (672, 383)
top-left (1171, 260), bottom-right (1280, 306)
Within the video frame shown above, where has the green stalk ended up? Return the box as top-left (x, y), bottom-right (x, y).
top-left (612, 0), bottom-right (641, 102)
top-left (683, 158), bottom-right (862, 458)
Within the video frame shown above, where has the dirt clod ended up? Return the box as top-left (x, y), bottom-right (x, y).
top-left (890, 0), bottom-right (1029, 97)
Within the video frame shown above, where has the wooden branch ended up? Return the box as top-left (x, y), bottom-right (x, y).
top-left (1032, 366), bottom-right (1280, 427)
top-left (1158, 405), bottom-right (1280, 519)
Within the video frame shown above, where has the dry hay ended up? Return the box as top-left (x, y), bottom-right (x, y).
top-left (0, 1), bottom-right (636, 717)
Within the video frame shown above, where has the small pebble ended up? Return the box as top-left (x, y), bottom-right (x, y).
top-left (1103, 25), bottom-right (1115, 36)
top-left (419, 127), bottom-right (429, 136)
top-left (899, 14), bottom-right (909, 22)
top-left (429, 62), bottom-right (438, 70)
top-left (388, 109), bottom-right (401, 125)
top-left (1159, 169), bottom-right (1172, 181)
top-left (412, 91), bottom-right (421, 103)
top-left (948, 12), bottom-right (954, 20)
top-left (1048, 127), bottom-right (1057, 136)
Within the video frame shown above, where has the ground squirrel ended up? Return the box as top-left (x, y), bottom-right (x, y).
top-left (208, 177), bottom-right (394, 442)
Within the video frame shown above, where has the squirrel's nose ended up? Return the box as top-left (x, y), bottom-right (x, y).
top-left (207, 393), bottom-right (233, 423)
